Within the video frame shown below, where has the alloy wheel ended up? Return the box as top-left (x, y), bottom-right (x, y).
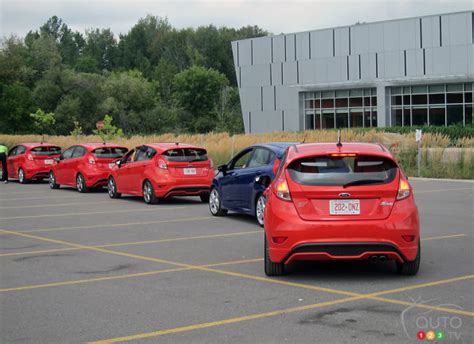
top-left (256, 195), bottom-right (266, 227)
top-left (209, 189), bottom-right (220, 215)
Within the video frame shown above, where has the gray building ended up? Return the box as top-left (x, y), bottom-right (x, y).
top-left (231, 11), bottom-right (474, 133)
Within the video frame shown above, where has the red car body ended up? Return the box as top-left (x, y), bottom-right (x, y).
top-left (7, 143), bottom-right (61, 183)
top-left (49, 143), bottom-right (128, 192)
top-left (264, 142), bottom-right (420, 276)
top-left (107, 143), bottom-right (215, 203)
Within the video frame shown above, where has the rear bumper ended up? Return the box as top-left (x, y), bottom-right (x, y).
top-left (84, 171), bottom-right (109, 188)
top-left (150, 173), bottom-right (213, 198)
top-left (265, 195), bottom-right (420, 264)
top-left (23, 163), bottom-right (52, 179)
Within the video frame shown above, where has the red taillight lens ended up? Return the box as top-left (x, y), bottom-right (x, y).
top-left (272, 236), bottom-right (288, 244)
top-left (157, 159), bottom-right (168, 169)
top-left (27, 154), bottom-right (33, 161)
top-left (396, 179), bottom-right (411, 200)
top-left (88, 157), bottom-right (96, 165)
top-left (274, 176), bottom-right (291, 201)
top-left (402, 235), bottom-right (416, 242)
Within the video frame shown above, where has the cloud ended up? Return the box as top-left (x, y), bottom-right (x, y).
top-left (1, 0), bottom-right (473, 38)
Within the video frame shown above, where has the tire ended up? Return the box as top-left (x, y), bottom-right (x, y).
top-left (209, 187), bottom-right (227, 216)
top-left (264, 236), bottom-right (284, 276)
top-left (143, 180), bottom-right (158, 204)
top-left (397, 241), bottom-right (421, 276)
top-left (18, 168), bottom-right (28, 184)
top-left (107, 177), bottom-right (121, 199)
top-left (255, 193), bottom-right (266, 227)
top-left (76, 173), bottom-right (88, 193)
top-left (199, 192), bottom-right (210, 203)
top-left (49, 171), bottom-right (60, 189)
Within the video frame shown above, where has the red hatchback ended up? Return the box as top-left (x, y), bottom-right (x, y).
top-left (49, 143), bottom-right (128, 192)
top-left (264, 142), bottom-right (420, 276)
top-left (107, 143), bottom-right (214, 204)
top-left (7, 143), bottom-right (61, 183)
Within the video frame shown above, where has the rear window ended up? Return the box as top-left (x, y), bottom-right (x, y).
top-left (163, 148), bottom-right (208, 162)
top-left (92, 147), bottom-right (128, 159)
top-left (31, 146), bottom-right (61, 156)
top-left (287, 155), bottom-right (397, 187)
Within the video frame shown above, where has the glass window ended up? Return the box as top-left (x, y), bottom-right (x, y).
top-left (349, 97), bottom-right (363, 107)
top-left (322, 111), bottom-right (335, 129)
top-left (464, 83), bottom-right (472, 91)
top-left (313, 99), bottom-right (320, 108)
top-left (335, 111), bottom-right (348, 128)
top-left (391, 87), bottom-right (402, 95)
top-left (62, 147), bottom-right (75, 160)
top-left (447, 93), bottom-right (463, 104)
top-left (446, 84), bottom-right (463, 92)
top-left (322, 91), bottom-right (334, 98)
top-left (72, 146), bottom-right (86, 158)
top-left (16, 146), bottom-right (26, 155)
top-left (403, 95), bottom-right (410, 105)
top-left (393, 109), bottom-right (403, 126)
top-left (321, 99), bottom-right (334, 108)
top-left (364, 111), bottom-right (371, 127)
top-left (403, 108), bottom-right (411, 126)
top-left (305, 112), bottom-right (315, 130)
top-left (31, 146), bottom-right (61, 156)
top-left (163, 148), bottom-right (208, 162)
top-left (336, 90), bottom-right (349, 97)
top-left (335, 98), bottom-right (348, 107)
top-left (447, 105), bottom-right (463, 125)
top-left (412, 85), bottom-right (427, 94)
top-left (305, 99), bottom-right (314, 108)
top-left (429, 84), bottom-right (444, 93)
top-left (371, 96), bottom-right (377, 106)
top-left (429, 107), bottom-right (445, 126)
top-left (371, 111), bottom-right (378, 127)
top-left (8, 146), bottom-right (18, 156)
top-left (314, 112), bottom-right (321, 129)
top-left (465, 105), bottom-right (472, 125)
top-left (231, 149), bottom-right (253, 169)
top-left (363, 97), bottom-right (371, 106)
top-left (350, 110), bottom-right (363, 128)
top-left (92, 147), bottom-right (128, 159)
top-left (429, 94), bottom-right (445, 104)
top-left (412, 94), bottom-right (427, 105)
top-left (248, 148), bottom-right (275, 168)
top-left (392, 96), bottom-right (402, 106)
top-left (412, 108), bottom-right (428, 126)
top-left (403, 86), bottom-right (411, 94)
top-left (465, 92), bottom-right (472, 103)
top-left (349, 89), bottom-right (363, 97)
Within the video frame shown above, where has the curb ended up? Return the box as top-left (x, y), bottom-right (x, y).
top-left (409, 177), bottom-right (474, 183)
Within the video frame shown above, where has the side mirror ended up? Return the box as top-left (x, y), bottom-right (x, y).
top-left (272, 159), bottom-right (280, 175)
top-left (54, 157), bottom-right (61, 162)
top-left (115, 160), bottom-right (122, 167)
top-left (217, 164), bottom-right (228, 174)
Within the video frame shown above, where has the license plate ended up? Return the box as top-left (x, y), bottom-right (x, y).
top-left (108, 163), bottom-right (115, 169)
top-left (183, 168), bottom-right (196, 175)
top-left (329, 199), bottom-right (360, 215)
top-left (44, 159), bottom-right (53, 165)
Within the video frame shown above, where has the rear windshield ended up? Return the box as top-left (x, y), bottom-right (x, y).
top-left (92, 147), bottom-right (128, 159)
top-left (163, 148), bottom-right (208, 162)
top-left (287, 155), bottom-right (397, 187)
top-left (31, 146), bottom-right (61, 156)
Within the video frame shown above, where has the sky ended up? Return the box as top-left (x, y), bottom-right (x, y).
top-left (1, 0), bottom-right (473, 38)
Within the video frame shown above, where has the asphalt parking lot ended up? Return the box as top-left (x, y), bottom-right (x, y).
top-left (0, 179), bottom-right (473, 343)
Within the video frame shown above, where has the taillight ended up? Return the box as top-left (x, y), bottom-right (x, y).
top-left (157, 159), bottom-right (168, 169)
top-left (88, 157), bottom-right (96, 165)
top-left (330, 153), bottom-right (357, 157)
top-left (27, 154), bottom-right (33, 161)
top-left (274, 176), bottom-right (291, 202)
top-left (396, 179), bottom-right (411, 200)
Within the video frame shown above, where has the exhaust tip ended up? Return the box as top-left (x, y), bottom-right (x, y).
top-left (379, 255), bottom-right (387, 262)
top-left (369, 255), bottom-right (378, 262)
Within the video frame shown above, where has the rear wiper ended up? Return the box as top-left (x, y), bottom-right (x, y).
top-left (342, 179), bottom-right (384, 188)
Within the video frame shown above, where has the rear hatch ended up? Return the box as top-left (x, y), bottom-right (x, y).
top-left (161, 148), bottom-right (211, 178)
top-left (30, 146), bottom-right (61, 166)
top-left (91, 146), bottom-right (128, 170)
top-left (286, 154), bottom-right (399, 221)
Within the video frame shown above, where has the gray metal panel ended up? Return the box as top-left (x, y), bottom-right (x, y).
top-left (299, 60), bottom-right (317, 85)
top-left (282, 61), bottom-right (298, 85)
top-left (441, 12), bottom-right (471, 46)
top-left (449, 45), bottom-right (469, 75)
top-left (275, 85), bottom-right (299, 111)
top-left (368, 22), bottom-right (384, 53)
top-left (399, 18), bottom-right (420, 50)
top-left (271, 62), bottom-right (282, 85)
top-left (231, 42), bottom-right (238, 67)
top-left (383, 20), bottom-right (400, 51)
top-left (348, 55), bottom-right (359, 81)
top-left (315, 58), bottom-right (329, 83)
top-left (421, 16), bottom-right (440, 48)
top-left (469, 45), bottom-right (474, 75)
top-left (295, 32), bottom-right (310, 60)
top-left (251, 110), bottom-right (282, 133)
top-left (285, 34), bottom-right (296, 61)
top-left (262, 85), bottom-right (275, 111)
top-left (425, 46), bottom-right (449, 75)
top-left (360, 53), bottom-right (377, 79)
top-left (284, 108), bottom-right (301, 132)
top-left (351, 24), bottom-right (369, 55)
top-left (240, 64), bottom-right (271, 88)
top-left (239, 87), bottom-right (261, 112)
top-left (379, 51), bottom-right (404, 78)
top-left (253, 36), bottom-right (272, 65)
top-left (238, 39), bottom-right (252, 66)
top-left (405, 50), bottom-right (424, 77)
top-left (272, 35), bottom-right (285, 63)
top-left (327, 56), bottom-right (346, 82)
top-left (335, 27), bottom-right (349, 56)
top-left (311, 29), bottom-right (333, 58)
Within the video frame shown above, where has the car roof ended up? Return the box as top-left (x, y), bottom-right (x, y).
top-left (287, 142), bottom-right (394, 161)
top-left (251, 142), bottom-right (300, 154)
top-left (16, 143), bottom-right (60, 148)
top-left (76, 143), bottom-right (126, 150)
top-left (144, 143), bottom-right (204, 152)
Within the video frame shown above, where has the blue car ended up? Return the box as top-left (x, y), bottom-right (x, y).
top-left (209, 142), bottom-right (296, 226)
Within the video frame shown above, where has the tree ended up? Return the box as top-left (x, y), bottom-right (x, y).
top-left (92, 114), bottom-right (123, 142)
top-left (173, 66), bottom-right (229, 133)
top-left (83, 28), bottom-right (117, 71)
top-left (30, 109), bottom-right (56, 137)
top-left (0, 82), bottom-right (34, 134)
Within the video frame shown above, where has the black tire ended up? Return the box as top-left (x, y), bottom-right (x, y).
top-left (76, 173), bottom-right (88, 193)
top-left (255, 193), bottom-right (266, 227)
top-left (209, 187), bottom-right (227, 216)
top-left (143, 180), bottom-right (158, 204)
top-left (49, 171), bottom-right (60, 189)
top-left (18, 168), bottom-right (28, 184)
top-left (397, 241), bottom-right (421, 276)
top-left (264, 236), bottom-right (285, 276)
top-left (200, 192), bottom-right (210, 203)
top-left (107, 177), bottom-right (121, 199)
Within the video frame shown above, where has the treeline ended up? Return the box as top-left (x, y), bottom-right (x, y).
top-left (0, 16), bottom-right (268, 135)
